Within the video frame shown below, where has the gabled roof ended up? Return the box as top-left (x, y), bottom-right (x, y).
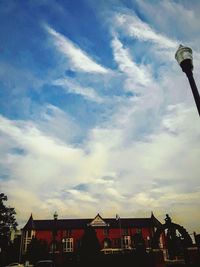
top-left (23, 213), bottom-right (161, 230)
top-left (88, 213), bottom-right (109, 227)
top-left (23, 214), bottom-right (35, 230)
top-left (151, 212), bottom-right (162, 227)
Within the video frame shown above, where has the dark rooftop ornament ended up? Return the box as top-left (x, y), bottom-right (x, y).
top-left (164, 214), bottom-right (172, 225)
top-left (152, 214), bottom-right (193, 259)
top-left (53, 211), bottom-right (58, 220)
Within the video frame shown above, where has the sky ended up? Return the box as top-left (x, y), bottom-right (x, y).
top-left (0, 0), bottom-right (200, 234)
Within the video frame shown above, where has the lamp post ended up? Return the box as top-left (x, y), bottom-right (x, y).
top-left (116, 214), bottom-right (123, 251)
top-left (52, 212), bottom-right (58, 260)
top-left (175, 44), bottom-right (200, 116)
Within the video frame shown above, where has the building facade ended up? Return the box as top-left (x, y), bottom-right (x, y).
top-left (21, 213), bottom-right (165, 256)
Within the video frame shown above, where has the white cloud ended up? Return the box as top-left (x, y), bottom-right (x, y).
top-left (35, 104), bottom-right (81, 143)
top-left (67, 189), bottom-right (97, 203)
top-left (114, 12), bottom-right (178, 49)
top-left (105, 187), bottom-right (125, 200)
top-left (90, 104), bottom-right (200, 225)
top-left (0, 102), bottom-right (200, 232)
top-left (53, 78), bottom-right (104, 103)
top-left (111, 35), bottom-right (152, 92)
top-left (0, 114), bottom-right (85, 189)
top-left (135, 0), bottom-right (200, 48)
top-left (46, 25), bottom-right (109, 74)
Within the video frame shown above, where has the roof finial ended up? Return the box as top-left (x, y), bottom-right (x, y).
top-left (53, 211), bottom-right (58, 220)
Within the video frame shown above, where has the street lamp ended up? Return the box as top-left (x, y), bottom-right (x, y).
top-left (116, 214), bottom-right (123, 250)
top-left (175, 44), bottom-right (200, 116)
top-left (52, 212), bottom-right (58, 259)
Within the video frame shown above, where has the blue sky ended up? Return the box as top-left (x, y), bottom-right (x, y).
top-left (0, 0), bottom-right (200, 233)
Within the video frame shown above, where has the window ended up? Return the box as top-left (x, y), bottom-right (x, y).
top-left (50, 241), bottom-right (59, 253)
top-left (124, 236), bottom-right (131, 249)
top-left (64, 229), bottom-right (72, 237)
top-left (103, 228), bottom-right (109, 236)
top-left (159, 236), bottom-right (163, 248)
top-left (103, 238), bottom-right (111, 248)
top-left (27, 230), bottom-right (32, 237)
top-left (146, 236), bottom-right (151, 248)
top-left (76, 239), bottom-right (82, 250)
top-left (63, 238), bottom-right (73, 252)
top-left (123, 228), bottom-right (129, 235)
top-left (67, 229), bottom-right (72, 237)
top-left (113, 238), bottom-right (120, 248)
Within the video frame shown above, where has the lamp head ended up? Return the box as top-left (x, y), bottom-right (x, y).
top-left (175, 44), bottom-right (193, 72)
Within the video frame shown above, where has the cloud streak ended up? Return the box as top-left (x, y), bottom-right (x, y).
top-left (46, 25), bottom-right (109, 74)
top-left (53, 78), bottom-right (104, 103)
top-left (111, 35), bottom-right (152, 91)
top-left (114, 13), bottom-right (178, 49)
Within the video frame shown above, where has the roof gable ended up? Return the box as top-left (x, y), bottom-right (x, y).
top-left (23, 214), bottom-right (35, 230)
top-left (88, 213), bottom-right (109, 227)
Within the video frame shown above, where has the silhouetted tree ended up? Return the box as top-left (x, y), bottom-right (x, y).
top-left (7, 235), bottom-right (21, 263)
top-left (133, 233), bottom-right (148, 267)
top-left (0, 193), bottom-right (18, 266)
top-left (26, 237), bottom-right (49, 264)
top-left (133, 232), bottom-right (145, 252)
top-left (0, 193), bottom-right (17, 242)
top-left (79, 226), bottom-right (100, 261)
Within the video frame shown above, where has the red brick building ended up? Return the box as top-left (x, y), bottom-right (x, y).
top-left (21, 213), bottom-right (165, 256)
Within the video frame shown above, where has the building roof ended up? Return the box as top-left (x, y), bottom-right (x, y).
top-left (23, 213), bottom-right (161, 230)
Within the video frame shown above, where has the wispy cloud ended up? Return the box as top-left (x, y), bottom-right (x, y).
top-left (66, 189), bottom-right (98, 203)
top-left (111, 35), bottom-right (152, 91)
top-left (135, 0), bottom-right (200, 47)
top-left (0, 104), bottom-right (200, 231)
top-left (114, 13), bottom-right (178, 49)
top-left (46, 25), bottom-right (109, 74)
top-left (53, 78), bottom-right (104, 103)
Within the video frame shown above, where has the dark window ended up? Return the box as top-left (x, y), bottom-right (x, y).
top-left (123, 228), bottom-right (129, 235)
top-left (66, 229), bottom-right (72, 237)
top-left (103, 228), bottom-right (109, 236)
top-left (113, 238), bottom-right (120, 247)
top-left (103, 238), bottom-right (111, 248)
top-left (50, 241), bottom-right (59, 253)
top-left (76, 239), bottom-right (82, 249)
top-left (63, 229), bottom-right (72, 237)
top-left (27, 230), bottom-right (32, 237)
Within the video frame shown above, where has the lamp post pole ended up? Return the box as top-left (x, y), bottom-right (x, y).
top-left (175, 44), bottom-right (200, 117)
top-left (52, 212), bottom-right (58, 260)
top-left (116, 214), bottom-right (123, 251)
